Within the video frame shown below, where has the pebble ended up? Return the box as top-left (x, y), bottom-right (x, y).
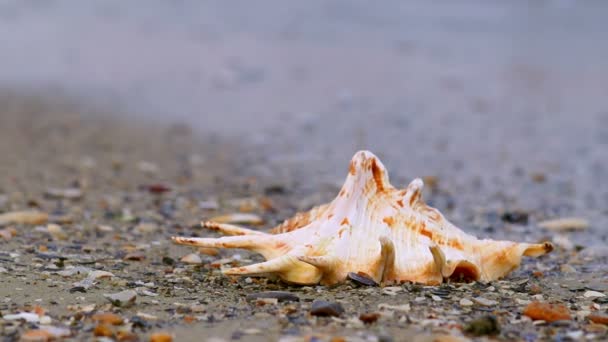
top-left (464, 315), bottom-right (500, 336)
top-left (347, 272), bottom-right (378, 286)
top-left (94, 324), bottom-right (114, 337)
top-left (310, 300), bottom-right (344, 317)
top-left (199, 199), bottom-right (220, 210)
top-left (149, 332), bottom-right (173, 342)
top-left (0, 210), bottom-right (48, 226)
top-left (97, 224), bottom-right (115, 232)
top-left (381, 286), bottom-right (402, 296)
top-left (473, 297), bottom-right (497, 306)
top-left (523, 301), bottom-right (572, 322)
top-left (459, 298), bottom-right (474, 306)
top-left (587, 314), bottom-right (608, 325)
top-left (92, 312), bottom-right (124, 325)
top-left (104, 290), bottom-right (137, 307)
top-left (209, 213), bottom-right (264, 225)
top-left (46, 224), bottom-right (67, 240)
top-left (4, 312), bottom-right (40, 322)
top-left (0, 227), bottom-right (15, 240)
top-left (44, 187), bottom-right (83, 199)
top-left (359, 312), bottom-right (381, 324)
top-left (538, 217), bottom-right (589, 231)
top-left (246, 291), bottom-right (300, 302)
top-left (135, 222), bottom-right (159, 234)
top-left (377, 303), bottom-right (410, 312)
top-left (180, 253), bottom-right (202, 264)
top-left (583, 290), bottom-right (605, 298)
top-left (0, 266), bottom-right (7, 273)
top-left (20, 329), bottom-right (54, 342)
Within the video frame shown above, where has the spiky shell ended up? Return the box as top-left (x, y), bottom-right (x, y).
top-left (172, 151), bottom-right (552, 285)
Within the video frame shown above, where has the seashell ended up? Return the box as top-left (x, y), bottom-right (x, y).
top-left (172, 151), bottom-right (553, 285)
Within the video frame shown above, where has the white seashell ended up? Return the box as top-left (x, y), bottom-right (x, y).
top-left (172, 151), bottom-right (553, 285)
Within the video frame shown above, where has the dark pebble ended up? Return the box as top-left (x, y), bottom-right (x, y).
top-left (500, 211), bottom-right (528, 224)
top-left (69, 286), bottom-right (87, 293)
top-left (246, 291), bottom-right (300, 302)
top-left (310, 300), bottom-right (344, 317)
top-left (347, 272), bottom-right (378, 286)
top-left (162, 256), bottom-right (175, 266)
top-left (464, 315), bottom-right (500, 336)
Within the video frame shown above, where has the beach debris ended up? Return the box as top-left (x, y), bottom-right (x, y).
top-left (92, 313), bottom-right (124, 325)
top-left (46, 224), bottom-right (68, 240)
top-left (587, 314), bottom-right (608, 325)
top-left (172, 151), bottom-right (552, 285)
top-left (523, 301), bottom-right (572, 322)
top-left (310, 300), bottom-right (344, 317)
top-left (44, 187), bottom-right (83, 199)
top-left (180, 253), bottom-right (202, 264)
top-left (246, 291), bottom-right (300, 303)
top-left (150, 332), bottom-right (173, 342)
top-left (538, 217), bottom-right (589, 232)
top-left (359, 312), bottom-right (381, 324)
top-left (0, 210), bottom-right (48, 226)
top-left (348, 272), bottom-right (378, 286)
top-left (104, 290), bottom-right (137, 307)
top-left (464, 316), bottom-right (500, 336)
top-left (583, 290), bottom-right (605, 298)
top-left (0, 227), bottom-right (16, 240)
top-left (208, 213), bottom-right (264, 225)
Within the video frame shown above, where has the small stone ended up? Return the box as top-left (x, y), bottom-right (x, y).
top-left (347, 272), bottom-right (378, 286)
top-left (0, 266), bottom-right (7, 273)
top-left (0, 227), bottom-right (16, 240)
top-left (124, 252), bottom-right (146, 261)
top-left (464, 315), bottom-right (500, 336)
top-left (246, 291), bottom-right (300, 302)
top-left (138, 161), bottom-right (159, 174)
top-left (135, 222), bottom-right (158, 234)
top-left (459, 298), bottom-right (474, 306)
top-left (382, 286), bottom-right (402, 296)
top-left (523, 301), bottom-right (572, 322)
top-left (565, 331), bottom-right (584, 340)
top-left (94, 324), bottom-right (114, 337)
top-left (256, 298), bottom-right (278, 306)
top-left (209, 213), bottom-right (264, 225)
top-left (583, 291), bottom-right (605, 298)
top-left (97, 225), bottom-right (114, 232)
top-left (45, 187), bottom-right (83, 200)
top-left (0, 210), bottom-right (48, 226)
top-left (378, 303), bottom-right (410, 312)
top-left (150, 332), bottom-right (173, 342)
top-left (20, 329), bottom-right (54, 342)
top-left (180, 253), bottom-right (202, 264)
top-left (4, 312), bottom-right (40, 322)
top-left (89, 270), bottom-right (115, 280)
top-left (359, 312), bottom-right (381, 324)
top-left (199, 199), bottom-right (220, 210)
top-left (104, 290), bottom-right (137, 308)
top-left (560, 264), bottom-right (577, 273)
top-left (473, 297), bottom-right (497, 306)
top-left (46, 224), bottom-right (67, 240)
top-left (500, 211), bottom-right (528, 224)
top-left (587, 314), bottom-right (608, 325)
top-left (92, 312), bottom-right (124, 325)
top-left (136, 312), bottom-right (159, 321)
top-left (310, 300), bottom-right (344, 317)
top-left (538, 217), bottom-right (589, 232)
